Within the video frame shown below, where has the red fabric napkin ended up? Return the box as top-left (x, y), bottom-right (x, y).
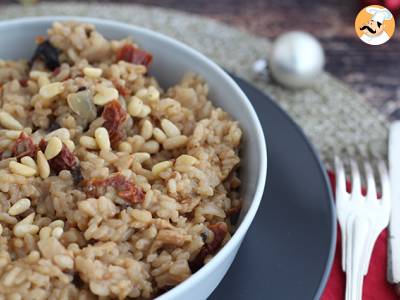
top-left (360, 0), bottom-right (400, 17)
top-left (321, 171), bottom-right (398, 300)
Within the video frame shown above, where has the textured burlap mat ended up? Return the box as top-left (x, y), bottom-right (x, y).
top-left (0, 2), bottom-right (389, 162)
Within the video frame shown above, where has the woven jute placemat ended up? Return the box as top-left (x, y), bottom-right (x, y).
top-left (0, 2), bottom-right (389, 162)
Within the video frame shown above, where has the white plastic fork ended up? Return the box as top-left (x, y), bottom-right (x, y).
top-left (335, 157), bottom-right (391, 300)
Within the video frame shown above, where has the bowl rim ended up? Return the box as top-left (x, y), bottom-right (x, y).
top-left (0, 16), bottom-right (268, 299)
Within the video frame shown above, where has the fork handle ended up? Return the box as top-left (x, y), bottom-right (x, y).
top-left (345, 215), bottom-right (370, 300)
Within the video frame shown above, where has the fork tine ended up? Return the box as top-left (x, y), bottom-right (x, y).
top-left (364, 161), bottom-right (376, 200)
top-left (334, 156), bottom-right (347, 272)
top-left (334, 156), bottom-right (347, 200)
top-left (377, 160), bottom-right (391, 209)
top-left (350, 158), bottom-right (362, 198)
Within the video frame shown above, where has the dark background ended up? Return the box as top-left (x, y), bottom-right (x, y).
top-left (1, 0), bottom-right (399, 117)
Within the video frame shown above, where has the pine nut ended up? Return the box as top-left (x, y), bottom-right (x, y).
top-left (2, 266), bottom-right (21, 286)
top-left (80, 136), bottom-right (98, 149)
top-left (0, 130), bottom-right (22, 139)
top-left (51, 227), bottom-right (63, 239)
top-left (118, 141), bottom-right (132, 153)
top-left (54, 254), bottom-right (74, 269)
top-left (14, 239), bottom-right (23, 248)
top-left (93, 86), bottom-right (119, 105)
top-left (129, 135), bottom-right (145, 152)
top-left (147, 86), bottom-right (160, 102)
top-left (36, 151), bottom-right (50, 179)
top-left (153, 127), bottom-right (167, 143)
top-left (138, 105), bottom-right (151, 118)
top-left (95, 127), bottom-right (111, 151)
top-left (0, 111), bottom-right (23, 130)
top-left (26, 251), bottom-right (40, 263)
top-left (39, 82), bottom-right (64, 99)
top-left (67, 48), bottom-right (79, 62)
top-left (38, 75), bottom-right (50, 88)
top-left (128, 96), bottom-right (143, 117)
top-left (0, 224), bottom-right (3, 236)
top-left (175, 154), bottom-right (198, 166)
top-left (131, 209), bottom-right (152, 223)
top-left (161, 119), bottom-right (180, 137)
top-left (49, 220), bottom-right (64, 228)
top-left (31, 130), bottom-right (46, 144)
top-left (135, 88), bottom-right (147, 99)
top-left (141, 120), bottom-right (153, 140)
top-left (163, 135), bottom-right (188, 150)
top-left (64, 140), bottom-right (75, 152)
top-left (152, 161), bottom-right (173, 176)
top-left (132, 152), bottom-right (150, 163)
top-left (45, 136), bottom-right (63, 159)
top-left (20, 156), bottom-right (37, 170)
top-left (83, 67), bottom-right (103, 78)
top-left (100, 149), bottom-right (118, 162)
top-left (8, 198), bottom-right (31, 216)
top-left (29, 70), bottom-right (49, 79)
top-left (13, 223), bottom-right (39, 237)
top-left (45, 128), bottom-right (70, 141)
top-left (0, 257), bottom-right (8, 268)
top-left (90, 281), bottom-right (109, 296)
top-left (0, 212), bottom-right (18, 224)
top-left (39, 226), bottom-right (52, 240)
top-left (9, 161), bottom-right (36, 177)
top-left (19, 212), bottom-right (35, 225)
top-left (0, 139), bottom-right (12, 148)
top-left (141, 140), bottom-right (159, 153)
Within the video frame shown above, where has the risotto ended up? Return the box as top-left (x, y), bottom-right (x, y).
top-left (0, 21), bottom-right (242, 299)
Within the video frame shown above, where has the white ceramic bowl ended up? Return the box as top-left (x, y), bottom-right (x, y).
top-left (0, 16), bottom-right (267, 300)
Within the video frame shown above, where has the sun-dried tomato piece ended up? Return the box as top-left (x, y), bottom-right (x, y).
top-left (207, 223), bottom-right (228, 252)
top-left (101, 100), bottom-right (127, 146)
top-left (227, 205), bottom-right (241, 225)
top-left (118, 182), bottom-right (145, 204)
top-left (48, 143), bottom-right (77, 174)
top-left (38, 139), bottom-right (47, 152)
top-left (104, 174), bottom-right (125, 187)
top-left (129, 48), bottom-right (152, 66)
top-left (116, 44), bottom-right (153, 67)
top-left (106, 174), bottom-right (144, 204)
top-left (11, 133), bottom-right (37, 159)
top-left (227, 205), bottom-right (241, 217)
top-left (84, 173), bottom-right (145, 204)
top-left (189, 222), bottom-right (228, 272)
top-left (113, 81), bottom-right (128, 97)
top-left (52, 67), bottom-right (61, 76)
top-left (19, 79), bottom-right (28, 87)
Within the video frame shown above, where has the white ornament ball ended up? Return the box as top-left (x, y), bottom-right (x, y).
top-left (269, 31), bottom-right (325, 89)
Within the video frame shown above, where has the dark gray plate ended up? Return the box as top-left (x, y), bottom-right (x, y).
top-left (210, 76), bottom-right (336, 300)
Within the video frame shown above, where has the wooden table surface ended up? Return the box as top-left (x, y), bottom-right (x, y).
top-left (3, 0), bottom-right (400, 118)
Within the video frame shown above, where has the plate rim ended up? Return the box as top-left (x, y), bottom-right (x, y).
top-left (230, 75), bottom-right (337, 299)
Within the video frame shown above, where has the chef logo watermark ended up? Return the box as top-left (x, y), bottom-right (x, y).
top-left (355, 5), bottom-right (395, 46)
